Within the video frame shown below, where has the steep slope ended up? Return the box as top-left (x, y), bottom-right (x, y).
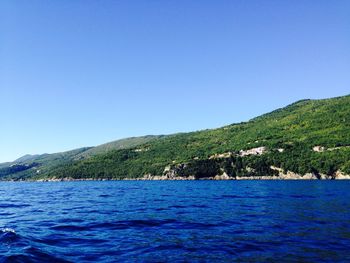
top-left (28, 94), bottom-right (350, 181)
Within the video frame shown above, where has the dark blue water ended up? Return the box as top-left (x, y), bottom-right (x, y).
top-left (0, 181), bottom-right (350, 262)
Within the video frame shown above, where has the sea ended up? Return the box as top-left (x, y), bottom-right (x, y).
top-left (0, 181), bottom-right (349, 262)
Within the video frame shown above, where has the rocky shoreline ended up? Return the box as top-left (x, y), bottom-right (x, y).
top-left (8, 169), bottom-right (349, 182)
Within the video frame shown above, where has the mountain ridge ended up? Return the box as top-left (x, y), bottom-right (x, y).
top-left (1, 94), bottom-right (349, 180)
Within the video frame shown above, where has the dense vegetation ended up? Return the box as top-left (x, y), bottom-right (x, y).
top-left (73, 135), bottom-right (164, 160)
top-left (1, 95), bottom-right (349, 180)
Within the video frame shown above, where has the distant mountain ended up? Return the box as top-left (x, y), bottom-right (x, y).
top-left (1, 94), bottom-right (349, 180)
top-left (0, 136), bottom-right (164, 180)
top-left (14, 154), bottom-right (42, 163)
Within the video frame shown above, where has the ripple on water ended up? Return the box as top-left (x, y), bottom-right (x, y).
top-left (0, 181), bottom-right (349, 262)
top-left (0, 228), bottom-right (70, 263)
top-left (0, 228), bottom-right (17, 244)
top-left (0, 203), bottom-right (31, 209)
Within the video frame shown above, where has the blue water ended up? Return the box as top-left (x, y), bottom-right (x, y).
top-left (0, 181), bottom-right (350, 262)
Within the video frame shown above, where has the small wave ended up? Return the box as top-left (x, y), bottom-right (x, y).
top-left (169, 205), bottom-right (188, 209)
top-left (0, 228), bottom-right (18, 245)
top-left (92, 219), bottom-right (178, 230)
top-left (57, 218), bottom-right (84, 224)
top-left (50, 225), bottom-right (91, 232)
top-left (0, 203), bottom-right (31, 209)
top-left (98, 194), bottom-right (111, 198)
top-left (0, 212), bottom-right (15, 216)
top-left (1, 228), bottom-right (16, 234)
top-left (50, 219), bottom-right (180, 233)
top-left (221, 194), bottom-right (242, 198)
top-left (192, 204), bottom-right (209, 208)
top-left (0, 228), bottom-right (71, 263)
top-left (289, 194), bottom-right (316, 199)
top-left (0, 247), bottom-right (71, 263)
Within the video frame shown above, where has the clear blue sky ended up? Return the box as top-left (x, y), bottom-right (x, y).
top-left (0, 0), bottom-right (349, 163)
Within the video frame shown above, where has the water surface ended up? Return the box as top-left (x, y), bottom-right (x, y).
top-left (0, 181), bottom-right (349, 262)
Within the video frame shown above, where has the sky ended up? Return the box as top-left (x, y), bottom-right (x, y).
top-left (0, 0), bottom-right (349, 163)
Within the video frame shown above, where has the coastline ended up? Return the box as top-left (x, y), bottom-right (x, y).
top-left (5, 171), bottom-right (350, 182)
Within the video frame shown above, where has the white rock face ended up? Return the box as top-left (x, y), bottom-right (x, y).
top-left (141, 174), bottom-right (195, 180)
top-left (134, 148), bottom-right (149, 152)
top-left (270, 166), bottom-right (350, 180)
top-left (270, 166), bottom-right (317, 179)
top-left (313, 146), bottom-right (325, 152)
top-left (239, 147), bottom-right (266, 157)
top-left (334, 171), bottom-right (350, 180)
top-left (213, 173), bottom-right (231, 180)
top-left (209, 152), bottom-right (233, 159)
top-left (208, 146), bottom-right (270, 160)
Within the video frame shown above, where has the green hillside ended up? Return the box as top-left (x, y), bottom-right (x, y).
top-left (1, 94), bottom-right (350, 180)
top-left (0, 136), bottom-right (164, 180)
top-left (74, 135), bottom-right (165, 160)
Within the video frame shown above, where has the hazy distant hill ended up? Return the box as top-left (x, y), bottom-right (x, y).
top-left (0, 136), bottom-right (163, 180)
top-left (14, 154), bottom-right (42, 163)
top-left (1, 94), bottom-right (349, 180)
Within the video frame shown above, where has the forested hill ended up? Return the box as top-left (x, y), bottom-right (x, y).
top-left (1, 94), bottom-right (350, 180)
